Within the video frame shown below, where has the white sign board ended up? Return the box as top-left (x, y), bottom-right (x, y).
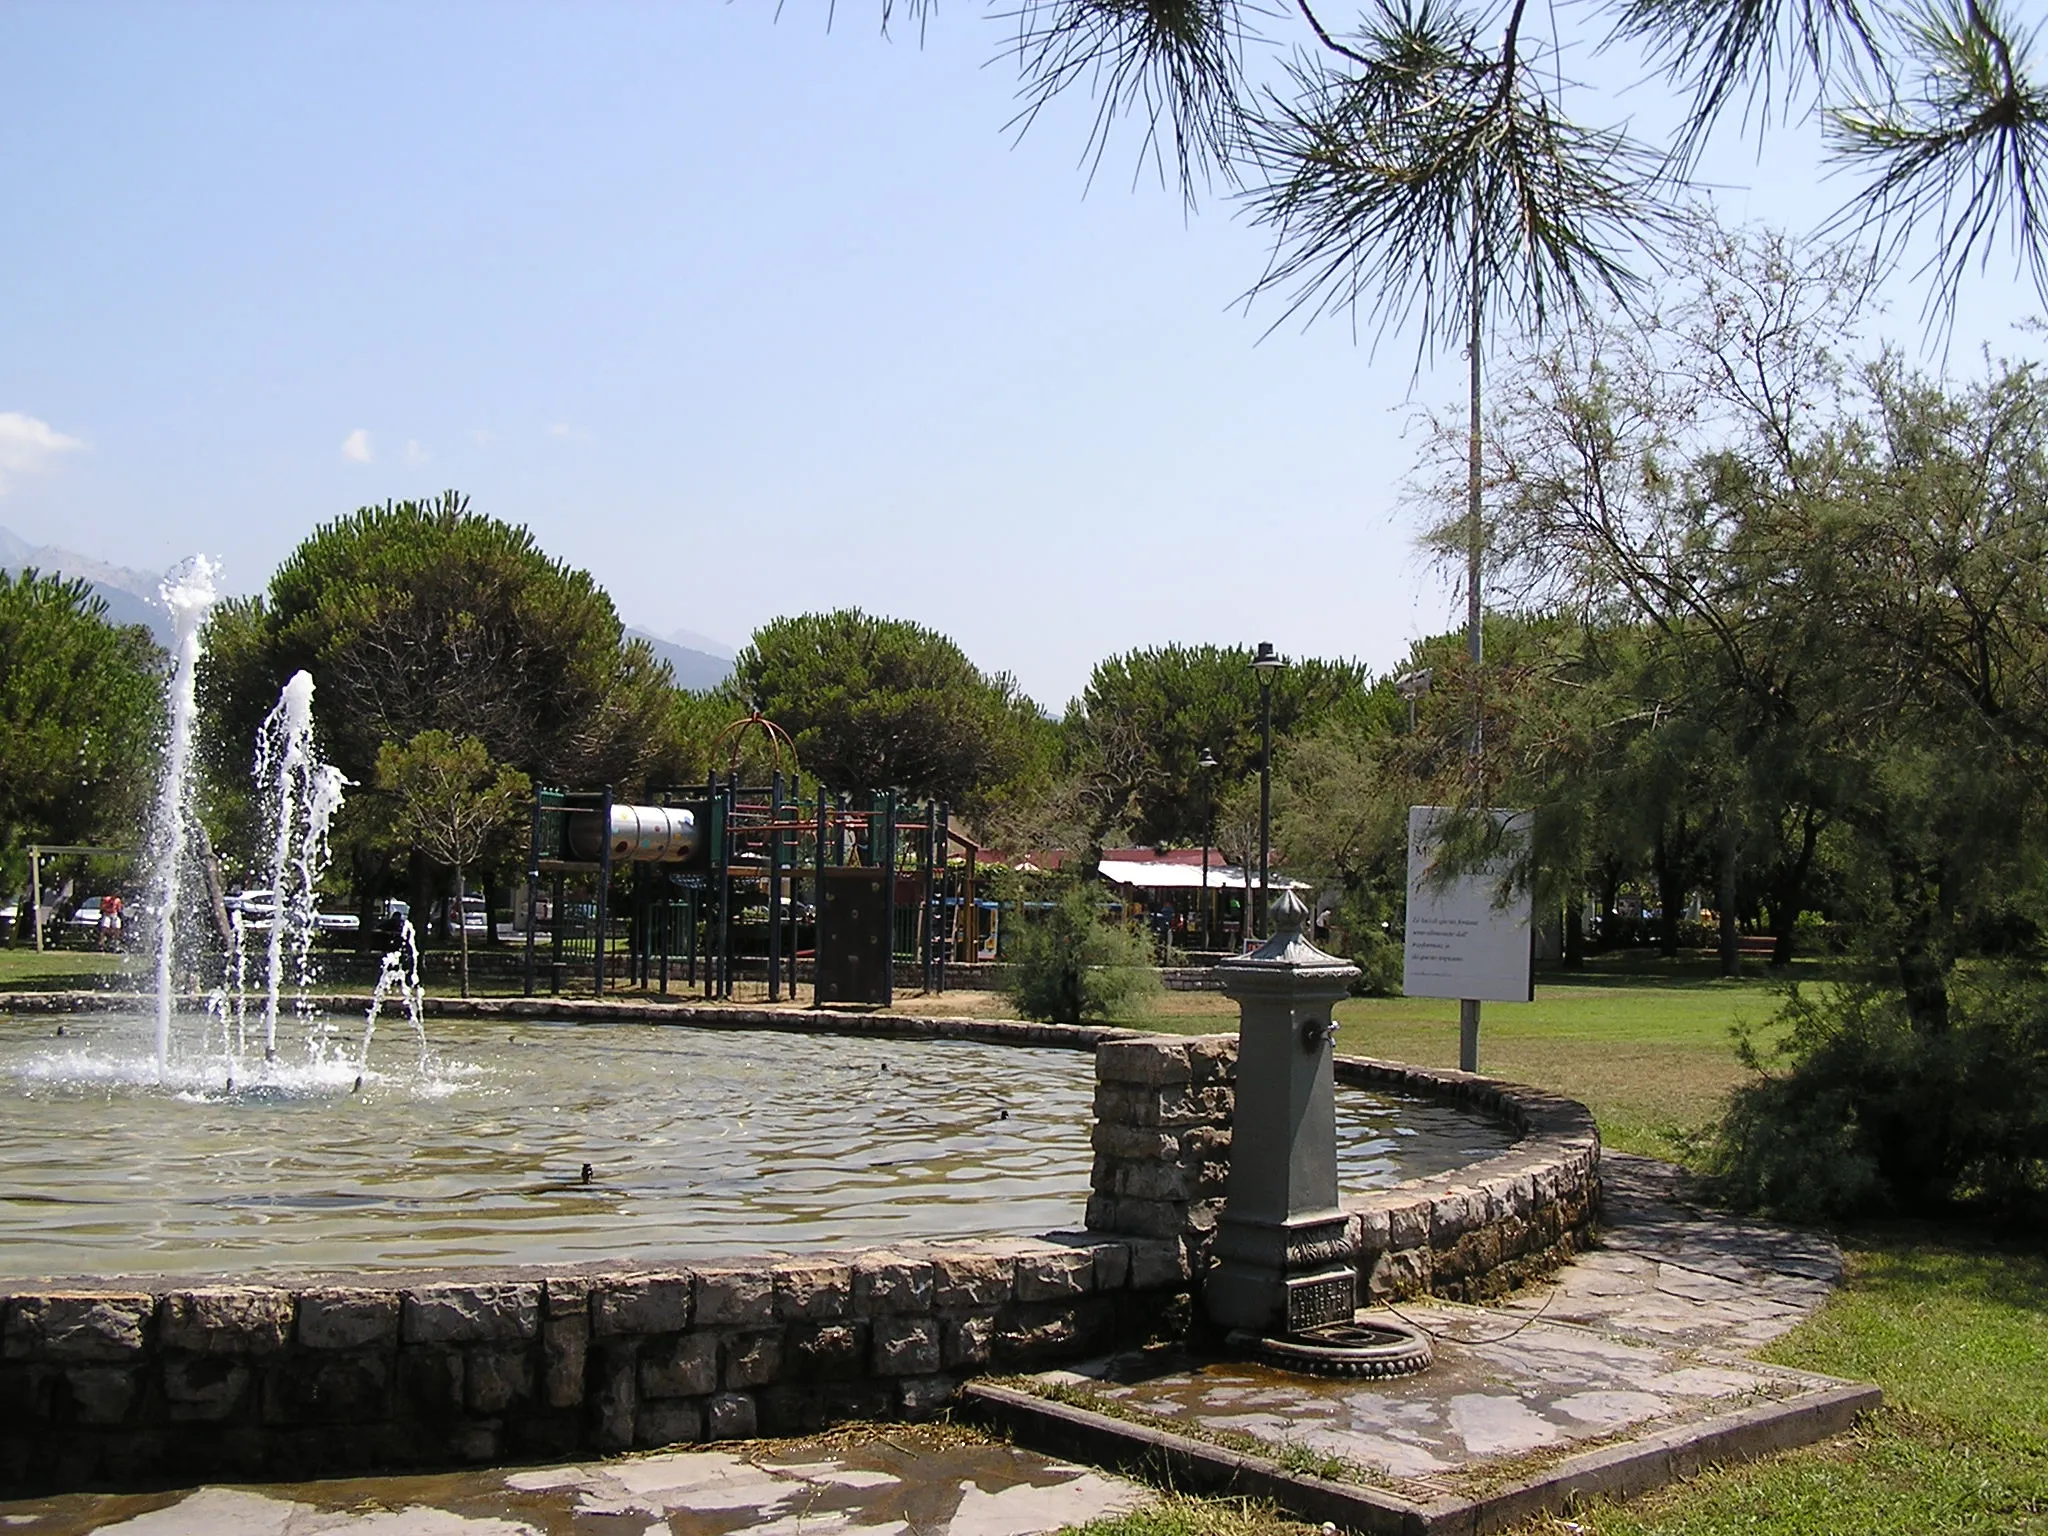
top-left (1402, 806), bottom-right (1534, 1003)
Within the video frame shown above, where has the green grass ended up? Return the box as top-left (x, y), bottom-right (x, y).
top-left (1126, 956), bottom-right (1807, 1164)
top-left (0, 946), bottom-right (131, 990)
top-left (1060, 1495), bottom-right (1327, 1536)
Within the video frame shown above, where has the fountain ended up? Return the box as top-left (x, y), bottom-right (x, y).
top-left (146, 555), bottom-right (218, 1081)
top-left (0, 558), bottom-right (1589, 1498)
top-left (0, 552), bottom-right (1522, 1280)
top-left (247, 669), bottom-right (349, 1063)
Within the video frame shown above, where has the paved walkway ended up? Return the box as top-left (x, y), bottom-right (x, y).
top-left (0, 1155), bottom-right (1847, 1535)
top-left (1496, 1152), bottom-right (1845, 1353)
top-left (0, 1430), bottom-right (1149, 1536)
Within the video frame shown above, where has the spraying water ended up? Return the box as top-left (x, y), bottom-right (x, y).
top-left (250, 671), bottom-right (348, 1061)
top-left (148, 556), bottom-right (220, 1081)
top-left (361, 918), bottom-right (429, 1077)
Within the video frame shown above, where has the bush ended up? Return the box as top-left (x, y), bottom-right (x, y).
top-left (1345, 924), bottom-right (1405, 997)
top-left (1711, 972), bottom-right (2048, 1221)
top-left (1007, 883), bottom-right (1163, 1024)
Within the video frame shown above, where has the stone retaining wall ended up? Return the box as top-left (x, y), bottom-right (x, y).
top-left (0, 1235), bottom-right (1192, 1494)
top-left (1085, 1035), bottom-right (1600, 1305)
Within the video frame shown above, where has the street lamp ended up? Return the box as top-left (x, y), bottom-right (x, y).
top-left (1250, 641), bottom-right (1284, 940)
top-left (1394, 668), bottom-right (1433, 733)
top-left (1197, 747), bottom-right (1218, 951)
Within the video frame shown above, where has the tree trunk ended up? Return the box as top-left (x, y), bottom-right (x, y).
top-left (194, 822), bottom-right (234, 946)
top-left (1768, 806), bottom-right (1820, 968)
top-left (456, 866), bottom-right (471, 1000)
top-left (1717, 810), bottom-right (1741, 979)
top-left (1654, 820), bottom-right (1683, 958)
top-left (1891, 853), bottom-right (1951, 1032)
top-left (408, 850), bottom-right (433, 953)
top-left (1563, 892), bottom-right (1585, 969)
top-left (1598, 862), bottom-right (1621, 952)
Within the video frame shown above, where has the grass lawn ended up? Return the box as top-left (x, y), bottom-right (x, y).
top-left (0, 946), bottom-right (130, 991)
top-left (1126, 956), bottom-right (1811, 1165)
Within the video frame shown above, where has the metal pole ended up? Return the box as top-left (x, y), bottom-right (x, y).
top-left (522, 794), bottom-right (542, 997)
top-left (595, 786), bottom-right (614, 995)
top-left (768, 772), bottom-right (784, 1003)
top-left (549, 873), bottom-right (564, 995)
top-left (788, 776), bottom-right (802, 998)
top-left (881, 792), bottom-right (897, 1008)
top-left (814, 784), bottom-right (829, 1006)
top-left (922, 803), bottom-right (937, 993)
top-left (935, 805), bottom-right (949, 994)
top-left (717, 778), bottom-right (734, 999)
top-left (1462, 281), bottom-right (1485, 1075)
top-left (1202, 794), bottom-right (1213, 952)
top-left (29, 846), bottom-right (43, 954)
top-left (1258, 679), bottom-right (1274, 940)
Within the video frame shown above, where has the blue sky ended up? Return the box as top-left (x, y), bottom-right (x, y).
top-left (2, 2), bottom-right (2038, 708)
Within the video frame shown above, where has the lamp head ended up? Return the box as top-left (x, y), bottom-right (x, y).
top-left (1250, 641), bottom-right (1283, 676)
top-left (1197, 748), bottom-right (1219, 771)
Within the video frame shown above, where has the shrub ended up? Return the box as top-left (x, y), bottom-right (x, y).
top-left (1007, 882), bottom-right (1163, 1024)
top-left (1711, 972), bottom-right (2048, 1221)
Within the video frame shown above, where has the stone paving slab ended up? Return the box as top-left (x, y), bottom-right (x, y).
top-left (1494, 1154), bottom-right (1845, 1353)
top-left (0, 1430), bottom-right (1151, 1536)
top-left (963, 1152), bottom-right (1873, 1532)
top-left (1028, 1304), bottom-right (1852, 1496)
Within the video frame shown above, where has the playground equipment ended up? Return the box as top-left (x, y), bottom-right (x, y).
top-left (522, 765), bottom-right (983, 1006)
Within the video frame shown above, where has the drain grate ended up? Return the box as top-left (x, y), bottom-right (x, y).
top-left (1231, 1318), bottom-right (1434, 1379)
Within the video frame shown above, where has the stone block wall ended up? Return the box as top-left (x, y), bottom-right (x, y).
top-left (1084, 1036), bottom-right (1601, 1307)
top-left (1085, 1036), bottom-right (1238, 1278)
top-left (0, 1234), bottom-right (1190, 1495)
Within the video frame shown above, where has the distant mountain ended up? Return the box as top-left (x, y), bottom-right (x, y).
top-left (0, 525), bottom-right (172, 646)
top-left (661, 626), bottom-right (735, 662)
top-left (0, 523), bottom-right (741, 687)
top-left (626, 627), bottom-right (732, 692)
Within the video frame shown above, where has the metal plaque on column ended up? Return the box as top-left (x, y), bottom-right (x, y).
top-left (816, 867), bottom-right (892, 1006)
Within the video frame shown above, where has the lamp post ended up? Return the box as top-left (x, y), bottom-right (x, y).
top-left (1394, 668), bottom-right (1433, 734)
top-left (1198, 747), bottom-right (1218, 951)
top-left (1250, 641), bottom-right (1284, 940)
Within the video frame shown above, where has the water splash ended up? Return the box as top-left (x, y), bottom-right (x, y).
top-left (148, 556), bottom-right (220, 1082)
top-left (362, 918), bottom-right (429, 1077)
top-left (250, 672), bottom-right (349, 1061)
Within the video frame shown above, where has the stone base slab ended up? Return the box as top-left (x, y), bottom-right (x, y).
top-left (968, 1312), bottom-right (1881, 1536)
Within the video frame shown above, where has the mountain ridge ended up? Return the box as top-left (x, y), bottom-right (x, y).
top-left (0, 524), bottom-right (735, 687)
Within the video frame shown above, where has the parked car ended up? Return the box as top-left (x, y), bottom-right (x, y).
top-left (225, 889), bottom-right (277, 929)
top-left (314, 910), bottom-right (360, 933)
top-left (373, 899), bottom-right (412, 939)
top-left (434, 894), bottom-right (488, 939)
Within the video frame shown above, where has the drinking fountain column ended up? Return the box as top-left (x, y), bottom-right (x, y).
top-left (1205, 889), bottom-right (1433, 1376)
top-left (1206, 887), bottom-right (1361, 1336)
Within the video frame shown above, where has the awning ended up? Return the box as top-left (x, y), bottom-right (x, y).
top-left (1095, 859), bottom-right (1307, 893)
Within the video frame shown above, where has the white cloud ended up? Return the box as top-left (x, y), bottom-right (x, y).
top-left (405, 438), bottom-right (430, 465)
top-left (471, 429), bottom-right (493, 448)
top-left (546, 422), bottom-right (591, 443)
top-left (341, 428), bottom-right (373, 463)
top-left (0, 411), bottom-right (86, 494)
